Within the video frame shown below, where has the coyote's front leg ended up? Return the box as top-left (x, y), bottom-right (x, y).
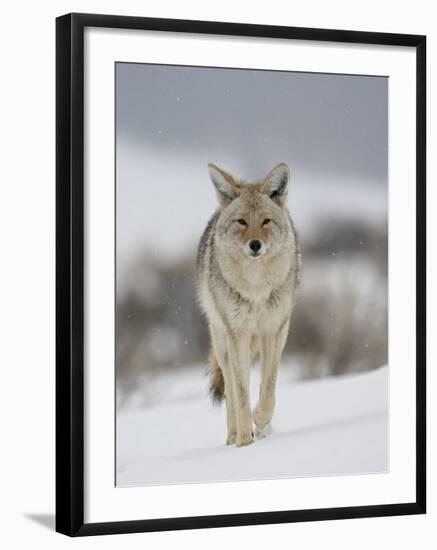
top-left (254, 320), bottom-right (290, 437)
top-left (227, 332), bottom-right (254, 447)
top-left (210, 325), bottom-right (237, 445)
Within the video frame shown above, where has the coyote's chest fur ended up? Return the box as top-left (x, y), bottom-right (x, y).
top-left (200, 239), bottom-right (296, 335)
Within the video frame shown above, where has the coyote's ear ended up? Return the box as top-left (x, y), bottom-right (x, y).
top-left (262, 163), bottom-right (290, 206)
top-left (208, 164), bottom-right (240, 207)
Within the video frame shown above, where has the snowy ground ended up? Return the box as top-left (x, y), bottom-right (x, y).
top-left (116, 364), bottom-right (388, 487)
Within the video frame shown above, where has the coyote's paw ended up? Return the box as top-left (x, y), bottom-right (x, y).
top-left (255, 423), bottom-right (273, 440)
top-left (253, 406), bottom-right (273, 437)
top-left (226, 432), bottom-right (237, 446)
top-left (236, 431), bottom-right (254, 447)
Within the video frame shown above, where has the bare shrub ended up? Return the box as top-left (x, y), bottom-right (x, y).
top-left (286, 265), bottom-right (387, 379)
top-left (116, 218), bottom-right (388, 397)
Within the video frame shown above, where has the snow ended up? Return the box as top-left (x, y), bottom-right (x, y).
top-left (116, 143), bottom-right (387, 279)
top-left (117, 364), bottom-right (388, 487)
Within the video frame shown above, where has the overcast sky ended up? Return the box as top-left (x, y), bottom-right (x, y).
top-left (116, 63), bottom-right (387, 184)
top-left (115, 63), bottom-right (388, 271)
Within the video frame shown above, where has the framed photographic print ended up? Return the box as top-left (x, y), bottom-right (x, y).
top-left (56, 12), bottom-right (426, 536)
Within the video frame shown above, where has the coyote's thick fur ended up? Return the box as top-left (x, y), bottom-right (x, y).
top-left (196, 163), bottom-right (300, 446)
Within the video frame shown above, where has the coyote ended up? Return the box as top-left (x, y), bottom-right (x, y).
top-left (196, 163), bottom-right (300, 447)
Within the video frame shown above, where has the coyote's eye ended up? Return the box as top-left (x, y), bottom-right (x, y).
top-left (262, 218), bottom-right (271, 225)
top-left (237, 219), bottom-right (247, 226)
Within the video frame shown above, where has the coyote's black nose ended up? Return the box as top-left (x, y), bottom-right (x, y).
top-left (249, 240), bottom-right (262, 253)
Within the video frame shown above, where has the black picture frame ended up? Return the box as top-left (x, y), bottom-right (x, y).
top-left (56, 12), bottom-right (426, 537)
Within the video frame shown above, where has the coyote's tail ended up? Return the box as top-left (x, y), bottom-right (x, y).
top-left (208, 351), bottom-right (224, 405)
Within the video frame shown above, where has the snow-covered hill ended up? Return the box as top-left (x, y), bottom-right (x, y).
top-left (117, 365), bottom-right (388, 487)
